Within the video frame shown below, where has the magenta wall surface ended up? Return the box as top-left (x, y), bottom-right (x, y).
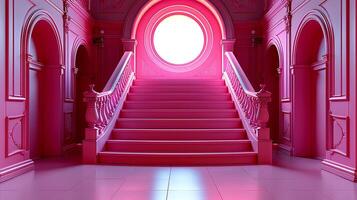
top-left (134, 0), bottom-right (223, 79)
top-left (91, 0), bottom-right (264, 84)
top-left (0, 0), bottom-right (356, 182)
top-left (0, 0), bottom-right (93, 181)
top-left (264, 0), bottom-right (357, 181)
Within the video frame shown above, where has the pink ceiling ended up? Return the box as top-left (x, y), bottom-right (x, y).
top-left (90, 0), bottom-right (266, 21)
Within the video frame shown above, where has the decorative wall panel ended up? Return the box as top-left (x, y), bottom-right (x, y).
top-left (5, 115), bottom-right (25, 157)
top-left (322, 0), bottom-right (350, 99)
top-left (6, 0), bottom-right (36, 100)
top-left (64, 112), bottom-right (73, 145)
top-left (282, 111), bottom-right (291, 142)
top-left (329, 114), bottom-right (349, 157)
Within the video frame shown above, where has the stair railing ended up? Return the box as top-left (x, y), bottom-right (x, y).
top-left (82, 51), bottom-right (135, 163)
top-left (223, 52), bottom-right (272, 164)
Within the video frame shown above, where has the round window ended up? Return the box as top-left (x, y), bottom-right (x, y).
top-left (153, 15), bottom-right (205, 65)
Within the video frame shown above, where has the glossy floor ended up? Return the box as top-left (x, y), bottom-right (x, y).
top-left (0, 151), bottom-right (356, 200)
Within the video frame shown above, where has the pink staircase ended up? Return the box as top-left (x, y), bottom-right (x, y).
top-left (98, 79), bottom-right (257, 165)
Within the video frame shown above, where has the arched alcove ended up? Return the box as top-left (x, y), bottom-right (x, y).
top-left (293, 19), bottom-right (328, 159)
top-left (264, 44), bottom-right (281, 144)
top-left (132, 0), bottom-right (226, 79)
top-left (74, 45), bottom-right (91, 144)
top-left (27, 19), bottom-right (62, 159)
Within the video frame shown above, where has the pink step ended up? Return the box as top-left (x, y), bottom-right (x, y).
top-left (98, 151), bottom-right (257, 165)
top-left (133, 79), bottom-right (225, 86)
top-left (130, 86), bottom-right (228, 93)
top-left (111, 129), bottom-right (247, 140)
top-left (115, 118), bottom-right (243, 129)
top-left (105, 140), bottom-right (252, 152)
top-left (98, 78), bottom-right (255, 165)
top-left (126, 93), bottom-right (231, 101)
top-left (123, 101), bottom-right (235, 109)
top-left (119, 109), bottom-right (238, 118)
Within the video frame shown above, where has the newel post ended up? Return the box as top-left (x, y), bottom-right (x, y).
top-left (82, 84), bottom-right (100, 164)
top-left (256, 84), bottom-right (273, 164)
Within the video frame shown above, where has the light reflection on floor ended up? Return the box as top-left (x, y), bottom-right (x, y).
top-left (0, 152), bottom-right (356, 200)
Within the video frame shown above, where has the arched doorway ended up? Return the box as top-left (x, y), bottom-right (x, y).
top-left (292, 19), bottom-right (328, 159)
top-left (264, 45), bottom-right (280, 144)
top-left (74, 45), bottom-right (91, 144)
top-left (27, 20), bottom-right (62, 159)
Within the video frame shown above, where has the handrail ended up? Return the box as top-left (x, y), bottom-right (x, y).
top-left (225, 52), bottom-right (255, 95)
top-left (83, 51), bottom-right (134, 136)
top-left (103, 52), bottom-right (133, 93)
top-left (223, 51), bottom-right (272, 163)
top-left (224, 51), bottom-right (271, 130)
top-left (82, 51), bottom-right (135, 163)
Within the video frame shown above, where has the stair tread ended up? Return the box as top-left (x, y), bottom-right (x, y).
top-left (107, 139), bottom-right (251, 143)
top-left (117, 118), bottom-right (241, 121)
top-left (128, 93), bottom-right (230, 95)
top-left (113, 128), bottom-right (245, 131)
top-left (98, 78), bottom-right (255, 165)
top-left (121, 109), bottom-right (237, 112)
top-left (125, 101), bottom-right (233, 103)
top-left (99, 151), bottom-right (256, 155)
top-left (131, 85), bottom-right (227, 88)
top-left (135, 79), bottom-right (223, 80)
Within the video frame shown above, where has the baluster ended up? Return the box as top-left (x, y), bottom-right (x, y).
top-left (83, 84), bottom-right (99, 129)
top-left (255, 84), bottom-right (271, 128)
top-left (98, 97), bottom-right (107, 128)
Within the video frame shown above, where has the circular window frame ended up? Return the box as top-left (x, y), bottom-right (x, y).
top-left (144, 5), bottom-right (213, 73)
top-left (152, 14), bottom-right (205, 66)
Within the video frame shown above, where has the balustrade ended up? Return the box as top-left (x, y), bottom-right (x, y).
top-left (82, 52), bottom-right (134, 163)
top-left (224, 52), bottom-right (272, 163)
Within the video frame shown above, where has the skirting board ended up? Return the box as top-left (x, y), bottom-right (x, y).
top-left (322, 159), bottom-right (357, 182)
top-left (278, 143), bottom-right (292, 154)
top-left (0, 159), bottom-right (34, 183)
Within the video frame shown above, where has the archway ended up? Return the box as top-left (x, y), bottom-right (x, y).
top-left (132, 0), bottom-right (226, 79)
top-left (264, 45), bottom-right (281, 144)
top-left (292, 19), bottom-right (327, 159)
top-left (27, 19), bottom-right (62, 159)
top-left (74, 45), bottom-right (91, 144)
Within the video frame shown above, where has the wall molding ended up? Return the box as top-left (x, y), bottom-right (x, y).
top-left (322, 159), bottom-right (357, 181)
top-left (0, 159), bottom-right (34, 183)
top-left (328, 113), bottom-right (350, 157)
top-left (5, 114), bottom-right (26, 158)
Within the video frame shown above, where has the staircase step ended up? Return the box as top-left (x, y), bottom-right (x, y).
top-left (105, 140), bottom-right (252, 152)
top-left (98, 151), bottom-right (257, 165)
top-left (123, 101), bottom-right (235, 109)
top-left (97, 78), bottom-right (256, 166)
top-left (116, 118), bottom-right (243, 129)
top-left (126, 93), bottom-right (231, 101)
top-left (111, 129), bottom-right (247, 140)
top-left (119, 109), bottom-right (238, 118)
top-left (130, 86), bottom-right (228, 93)
top-left (134, 79), bottom-right (225, 86)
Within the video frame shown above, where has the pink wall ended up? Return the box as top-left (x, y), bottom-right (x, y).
top-left (0, 0), bottom-right (93, 181)
top-left (0, 0), bottom-right (6, 170)
top-left (134, 0), bottom-right (223, 79)
top-left (264, 0), bottom-right (357, 181)
top-left (92, 21), bottom-right (125, 89)
top-left (90, 0), bottom-right (265, 82)
top-left (233, 21), bottom-right (263, 89)
top-left (1, 0), bottom-right (356, 182)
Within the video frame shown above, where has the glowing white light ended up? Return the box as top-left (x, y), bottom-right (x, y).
top-left (153, 15), bottom-right (204, 65)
